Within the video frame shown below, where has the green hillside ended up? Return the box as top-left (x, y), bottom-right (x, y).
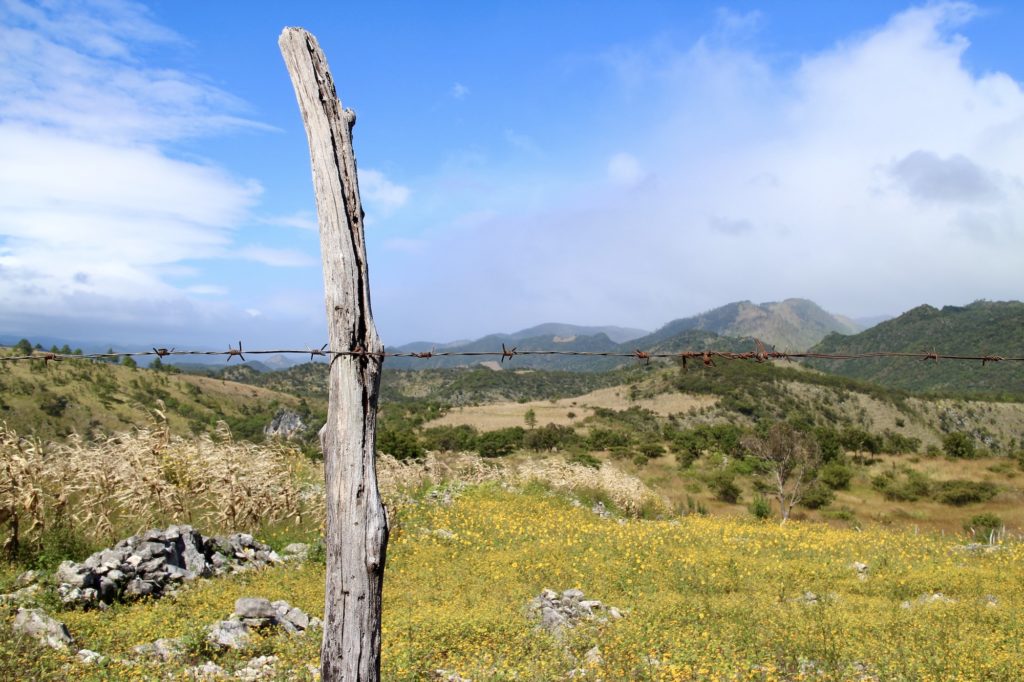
top-left (808, 300), bottom-right (1024, 399)
top-left (0, 346), bottom-right (306, 443)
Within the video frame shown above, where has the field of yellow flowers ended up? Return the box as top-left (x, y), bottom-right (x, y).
top-left (3, 482), bottom-right (1023, 681)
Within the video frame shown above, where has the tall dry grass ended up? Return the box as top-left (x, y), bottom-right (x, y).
top-left (0, 411), bottom-right (313, 555)
top-left (377, 452), bottom-right (670, 516)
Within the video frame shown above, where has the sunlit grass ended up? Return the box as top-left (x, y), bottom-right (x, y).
top-left (4, 483), bottom-right (1023, 680)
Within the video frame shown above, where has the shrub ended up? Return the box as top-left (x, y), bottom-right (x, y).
top-left (813, 426), bottom-right (843, 462)
top-left (943, 432), bottom-right (977, 459)
top-left (523, 423), bottom-right (580, 451)
top-left (567, 452), bottom-right (601, 469)
top-left (421, 424), bottom-right (478, 452)
top-left (637, 440), bottom-right (665, 458)
top-left (476, 427), bottom-right (524, 458)
top-left (933, 479), bottom-right (997, 506)
top-left (748, 494), bottom-right (772, 519)
top-left (883, 430), bottom-right (921, 454)
top-left (709, 471), bottom-right (741, 504)
top-left (871, 468), bottom-right (931, 501)
top-left (819, 461), bottom-right (853, 490)
top-left (800, 481), bottom-right (835, 509)
top-left (588, 428), bottom-right (631, 450)
top-left (377, 426), bottom-right (425, 461)
top-left (964, 512), bottom-right (1003, 541)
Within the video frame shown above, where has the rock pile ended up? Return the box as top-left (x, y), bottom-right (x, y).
top-left (527, 588), bottom-right (623, 639)
top-left (55, 525), bottom-right (283, 607)
top-left (206, 597), bottom-right (321, 650)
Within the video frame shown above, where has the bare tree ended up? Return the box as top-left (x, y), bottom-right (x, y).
top-left (741, 423), bottom-right (821, 523)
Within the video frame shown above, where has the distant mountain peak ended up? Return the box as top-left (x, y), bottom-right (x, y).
top-left (637, 298), bottom-right (858, 352)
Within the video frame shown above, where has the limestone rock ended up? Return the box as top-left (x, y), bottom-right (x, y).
top-left (12, 608), bottom-right (74, 650)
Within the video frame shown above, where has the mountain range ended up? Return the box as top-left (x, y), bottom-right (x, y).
top-left (384, 298), bottom-right (859, 371)
top-left (808, 300), bottom-right (1024, 398)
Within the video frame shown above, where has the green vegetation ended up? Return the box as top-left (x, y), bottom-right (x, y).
top-left (808, 300), bottom-right (1024, 400)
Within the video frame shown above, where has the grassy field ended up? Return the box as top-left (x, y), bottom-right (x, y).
top-left (3, 482), bottom-right (1023, 681)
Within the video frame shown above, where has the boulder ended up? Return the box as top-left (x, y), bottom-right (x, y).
top-left (12, 608), bottom-right (74, 650)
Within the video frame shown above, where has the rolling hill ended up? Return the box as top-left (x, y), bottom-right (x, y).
top-left (0, 346), bottom-right (308, 443)
top-left (634, 298), bottom-right (860, 351)
top-left (808, 300), bottom-right (1024, 399)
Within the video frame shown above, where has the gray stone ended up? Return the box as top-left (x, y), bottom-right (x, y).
top-left (236, 655), bottom-right (279, 681)
top-left (265, 408), bottom-right (307, 439)
top-left (12, 608), bottom-right (74, 650)
top-left (188, 660), bottom-right (226, 679)
top-left (98, 577), bottom-right (118, 603)
top-left (77, 648), bottom-right (104, 665)
top-left (584, 645), bottom-right (603, 666)
top-left (1, 584), bottom-right (41, 605)
top-left (282, 543), bottom-right (309, 560)
top-left (15, 570), bottom-right (40, 587)
top-left (124, 579), bottom-right (157, 599)
top-left (56, 560), bottom-right (88, 587)
top-left (133, 637), bottom-right (183, 661)
top-left (282, 607), bottom-right (309, 630)
top-left (207, 619), bottom-right (251, 650)
top-left (235, 597), bottom-right (277, 620)
top-left (561, 588), bottom-right (585, 601)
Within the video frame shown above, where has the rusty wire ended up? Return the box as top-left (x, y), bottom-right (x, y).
top-left (1, 341), bottom-right (1022, 366)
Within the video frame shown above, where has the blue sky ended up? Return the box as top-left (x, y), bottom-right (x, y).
top-left (2, 1), bottom-right (1023, 349)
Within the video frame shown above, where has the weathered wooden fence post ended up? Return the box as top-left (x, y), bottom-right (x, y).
top-left (279, 28), bottom-right (388, 681)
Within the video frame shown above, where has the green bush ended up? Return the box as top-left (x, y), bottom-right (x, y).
top-left (421, 424), bottom-right (478, 452)
top-left (523, 423), bottom-right (580, 451)
top-left (637, 440), bottom-right (665, 458)
top-left (943, 432), bottom-right (977, 459)
top-left (800, 480), bottom-right (835, 509)
top-left (709, 471), bottom-right (741, 504)
top-left (748, 494), bottom-right (772, 520)
top-left (588, 428), bottom-right (631, 450)
top-left (933, 479), bottom-right (997, 506)
top-left (964, 512), bottom-right (1003, 540)
top-left (883, 430), bottom-right (921, 454)
top-left (567, 451), bottom-right (601, 469)
top-left (377, 426), bottom-right (425, 461)
top-left (476, 427), bottom-right (524, 458)
top-left (819, 461), bottom-right (853, 490)
top-left (813, 426), bottom-right (843, 462)
top-left (871, 468), bottom-right (931, 501)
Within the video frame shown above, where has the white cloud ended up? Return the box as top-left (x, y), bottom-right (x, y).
top-left (358, 168), bottom-right (410, 215)
top-left (187, 285), bottom-right (228, 296)
top-left (236, 246), bottom-right (317, 268)
top-left (375, 2), bottom-right (1024, 341)
top-left (262, 211), bottom-right (318, 231)
top-left (0, 0), bottom-right (269, 333)
top-left (451, 82), bottom-right (469, 99)
top-left (606, 152), bottom-right (644, 186)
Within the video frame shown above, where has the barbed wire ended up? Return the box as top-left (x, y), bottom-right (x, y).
top-left (1, 339), bottom-right (1021, 367)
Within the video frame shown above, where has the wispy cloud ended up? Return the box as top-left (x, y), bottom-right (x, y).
top-left (359, 168), bottom-right (410, 215)
top-left (451, 82), bottom-right (469, 99)
top-left (0, 0), bottom-right (271, 339)
top-left (236, 246), bottom-right (317, 268)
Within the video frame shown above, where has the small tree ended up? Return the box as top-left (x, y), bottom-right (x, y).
top-left (523, 408), bottom-right (537, 429)
top-left (741, 422), bottom-right (821, 523)
top-left (13, 339), bottom-right (32, 355)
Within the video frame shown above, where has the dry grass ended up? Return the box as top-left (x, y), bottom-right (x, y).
top-left (428, 386), bottom-right (717, 431)
top-left (377, 451), bottom-right (670, 516)
top-left (0, 412), bottom-right (317, 553)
